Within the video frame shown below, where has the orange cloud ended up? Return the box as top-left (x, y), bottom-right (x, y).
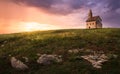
top-left (0, 0), bottom-right (85, 34)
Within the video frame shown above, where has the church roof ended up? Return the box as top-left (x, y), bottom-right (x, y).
top-left (86, 16), bottom-right (102, 22)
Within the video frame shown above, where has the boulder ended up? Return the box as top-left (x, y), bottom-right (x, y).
top-left (81, 54), bottom-right (108, 69)
top-left (37, 54), bottom-right (62, 65)
top-left (11, 57), bottom-right (28, 70)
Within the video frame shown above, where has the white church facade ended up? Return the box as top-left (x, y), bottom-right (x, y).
top-left (86, 10), bottom-right (102, 29)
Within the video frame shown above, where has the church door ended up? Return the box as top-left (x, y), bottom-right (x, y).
top-left (89, 27), bottom-right (91, 29)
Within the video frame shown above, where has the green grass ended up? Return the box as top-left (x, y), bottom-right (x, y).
top-left (0, 28), bottom-right (120, 74)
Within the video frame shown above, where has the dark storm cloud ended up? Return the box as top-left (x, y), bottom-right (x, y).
top-left (101, 0), bottom-right (120, 27)
top-left (107, 0), bottom-right (120, 10)
top-left (64, 0), bottom-right (86, 9)
top-left (10, 0), bottom-right (87, 14)
top-left (11, 0), bottom-right (57, 9)
top-left (10, 0), bottom-right (120, 27)
top-left (9, 0), bottom-right (120, 14)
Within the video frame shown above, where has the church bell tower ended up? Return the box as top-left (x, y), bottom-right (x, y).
top-left (88, 9), bottom-right (93, 18)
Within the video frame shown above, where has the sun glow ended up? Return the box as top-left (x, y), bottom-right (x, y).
top-left (24, 22), bottom-right (40, 31)
top-left (19, 22), bottom-right (60, 32)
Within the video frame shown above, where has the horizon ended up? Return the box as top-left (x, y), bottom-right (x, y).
top-left (1, 28), bottom-right (119, 35)
top-left (0, 0), bottom-right (120, 34)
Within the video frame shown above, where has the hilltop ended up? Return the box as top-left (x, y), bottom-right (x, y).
top-left (0, 28), bottom-right (120, 74)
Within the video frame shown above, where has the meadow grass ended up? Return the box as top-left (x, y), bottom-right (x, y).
top-left (0, 28), bottom-right (120, 74)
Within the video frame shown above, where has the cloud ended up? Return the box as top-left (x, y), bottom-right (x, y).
top-left (107, 0), bottom-right (120, 10)
top-left (3, 0), bottom-right (120, 28)
top-left (101, 0), bottom-right (120, 27)
top-left (9, 0), bottom-right (88, 15)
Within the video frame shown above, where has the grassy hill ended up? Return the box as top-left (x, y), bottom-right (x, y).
top-left (0, 28), bottom-right (120, 74)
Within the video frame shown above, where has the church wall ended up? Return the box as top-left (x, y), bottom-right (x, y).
top-left (96, 21), bottom-right (102, 28)
top-left (86, 21), bottom-right (97, 29)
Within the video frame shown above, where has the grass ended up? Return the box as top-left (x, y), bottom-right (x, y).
top-left (0, 28), bottom-right (120, 74)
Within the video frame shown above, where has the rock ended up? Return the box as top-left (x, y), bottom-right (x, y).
top-left (113, 54), bottom-right (118, 58)
top-left (22, 57), bottom-right (29, 62)
top-left (1, 44), bottom-right (4, 47)
top-left (11, 57), bottom-right (28, 70)
top-left (85, 49), bottom-right (93, 53)
top-left (4, 41), bottom-right (7, 43)
top-left (8, 54), bottom-right (12, 57)
top-left (37, 54), bottom-right (62, 65)
top-left (56, 55), bottom-right (62, 63)
top-left (100, 54), bottom-right (108, 59)
top-left (108, 54), bottom-right (118, 59)
top-left (93, 63), bottom-right (102, 69)
top-left (68, 48), bottom-right (83, 53)
top-left (81, 54), bottom-right (108, 69)
top-left (37, 53), bottom-right (41, 56)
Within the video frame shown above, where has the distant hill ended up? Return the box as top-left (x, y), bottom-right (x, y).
top-left (0, 28), bottom-right (120, 74)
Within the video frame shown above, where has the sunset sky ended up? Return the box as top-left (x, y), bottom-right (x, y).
top-left (0, 0), bottom-right (120, 34)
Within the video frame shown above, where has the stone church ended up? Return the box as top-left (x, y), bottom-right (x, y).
top-left (86, 10), bottom-right (102, 29)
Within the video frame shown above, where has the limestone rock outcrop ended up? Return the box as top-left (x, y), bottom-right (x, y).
top-left (81, 54), bottom-right (108, 68)
top-left (11, 57), bottom-right (28, 70)
top-left (37, 54), bottom-right (62, 65)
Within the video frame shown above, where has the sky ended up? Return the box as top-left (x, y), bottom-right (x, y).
top-left (0, 0), bottom-right (120, 34)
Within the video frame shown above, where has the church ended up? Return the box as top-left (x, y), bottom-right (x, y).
top-left (86, 10), bottom-right (102, 29)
